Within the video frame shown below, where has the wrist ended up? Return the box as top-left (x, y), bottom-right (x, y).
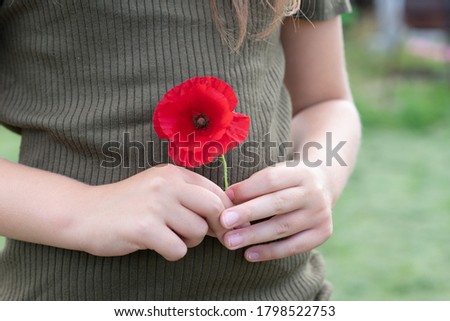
top-left (289, 160), bottom-right (337, 207)
top-left (313, 163), bottom-right (349, 206)
top-left (50, 182), bottom-right (96, 253)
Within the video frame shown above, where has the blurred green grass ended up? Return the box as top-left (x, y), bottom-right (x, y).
top-left (0, 126), bottom-right (20, 250)
top-left (1, 11), bottom-right (450, 300)
top-left (319, 12), bottom-right (450, 300)
top-left (0, 125), bottom-right (20, 163)
top-left (320, 127), bottom-right (450, 300)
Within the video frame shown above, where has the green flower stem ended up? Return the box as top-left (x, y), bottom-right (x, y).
top-left (220, 154), bottom-right (229, 190)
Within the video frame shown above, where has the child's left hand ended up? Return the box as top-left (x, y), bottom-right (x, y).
top-left (220, 162), bottom-right (333, 262)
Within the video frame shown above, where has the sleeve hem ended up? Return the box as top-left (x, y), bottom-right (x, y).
top-left (292, 0), bottom-right (352, 21)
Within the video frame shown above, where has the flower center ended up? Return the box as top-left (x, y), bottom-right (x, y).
top-left (193, 113), bottom-right (209, 130)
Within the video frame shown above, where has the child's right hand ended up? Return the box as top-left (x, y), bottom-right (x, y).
top-left (73, 164), bottom-right (232, 261)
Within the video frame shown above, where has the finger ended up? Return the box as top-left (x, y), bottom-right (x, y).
top-left (234, 222), bottom-right (251, 229)
top-left (226, 165), bottom-right (301, 204)
top-left (179, 183), bottom-right (225, 217)
top-left (207, 227), bottom-right (217, 238)
top-left (178, 184), bottom-right (228, 238)
top-left (143, 225), bottom-right (188, 261)
top-left (243, 228), bottom-right (331, 262)
top-left (222, 209), bottom-right (316, 249)
top-left (165, 207), bottom-right (209, 248)
top-left (179, 167), bottom-right (234, 208)
top-left (220, 187), bottom-right (305, 228)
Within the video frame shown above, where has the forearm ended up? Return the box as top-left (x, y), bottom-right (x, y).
top-left (290, 99), bottom-right (361, 204)
top-left (0, 158), bottom-right (89, 250)
top-left (219, 98), bottom-right (359, 260)
top-left (0, 157), bottom-right (231, 259)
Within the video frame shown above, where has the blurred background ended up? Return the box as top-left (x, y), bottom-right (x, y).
top-left (320, 0), bottom-right (450, 300)
top-left (0, 0), bottom-right (449, 300)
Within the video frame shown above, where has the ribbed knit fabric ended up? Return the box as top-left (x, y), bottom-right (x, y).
top-left (0, 0), bottom-right (350, 300)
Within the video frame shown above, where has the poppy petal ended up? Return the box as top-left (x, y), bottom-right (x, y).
top-left (153, 76), bottom-right (249, 167)
top-left (205, 77), bottom-right (238, 111)
top-left (218, 113), bottom-right (251, 153)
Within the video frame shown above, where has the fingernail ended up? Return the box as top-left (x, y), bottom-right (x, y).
top-left (227, 233), bottom-right (244, 248)
top-left (246, 251), bottom-right (260, 261)
top-left (223, 211), bottom-right (240, 228)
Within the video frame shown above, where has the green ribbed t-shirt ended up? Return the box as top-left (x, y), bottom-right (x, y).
top-left (0, 0), bottom-right (351, 300)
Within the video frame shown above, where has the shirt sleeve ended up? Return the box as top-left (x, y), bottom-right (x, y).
top-left (292, 0), bottom-right (352, 21)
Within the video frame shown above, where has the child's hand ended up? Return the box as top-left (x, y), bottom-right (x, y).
top-left (219, 163), bottom-right (333, 262)
top-left (75, 164), bottom-right (231, 261)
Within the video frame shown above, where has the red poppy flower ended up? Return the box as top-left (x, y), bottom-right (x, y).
top-left (153, 76), bottom-right (250, 168)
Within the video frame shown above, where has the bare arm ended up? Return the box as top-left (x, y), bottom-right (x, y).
top-left (0, 158), bottom-right (88, 250)
top-left (220, 17), bottom-right (361, 261)
top-left (282, 16), bottom-right (361, 203)
top-left (0, 158), bottom-right (230, 260)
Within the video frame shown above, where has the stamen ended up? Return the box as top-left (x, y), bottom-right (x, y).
top-left (193, 113), bottom-right (209, 129)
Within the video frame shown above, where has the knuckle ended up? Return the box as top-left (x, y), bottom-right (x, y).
top-left (311, 192), bottom-right (332, 218)
top-left (208, 183), bottom-right (224, 198)
top-left (183, 220), bottom-right (209, 248)
top-left (231, 184), bottom-right (245, 203)
top-left (84, 242), bottom-right (104, 257)
top-left (316, 182), bottom-right (326, 195)
top-left (322, 218), bottom-right (334, 239)
top-left (148, 176), bottom-right (168, 193)
top-left (325, 207), bottom-right (333, 218)
top-left (315, 219), bottom-right (333, 246)
top-left (165, 245), bottom-right (187, 261)
top-left (185, 237), bottom-right (202, 248)
top-left (275, 221), bottom-right (291, 237)
top-left (133, 218), bottom-right (153, 238)
top-left (239, 205), bottom-right (253, 222)
top-left (318, 206), bottom-right (332, 220)
top-left (203, 195), bottom-right (225, 215)
top-left (287, 243), bottom-right (301, 257)
top-left (272, 192), bottom-right (288, 214)
top-left (209, 196), bottom-right (225, 214)
top-left (191, 221), bottom-right (209, 240)
top-left (265, 169), bottom-right (280, 190)
top-left (312, 182), bottom-right (332, 207)
top-left (199, 220), bottom-right (209, 235)
top-left (311, 181), bottom-right (325, 196)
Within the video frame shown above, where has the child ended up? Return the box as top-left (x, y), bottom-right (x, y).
top-left (0, 0), bottom-right (360, 300)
